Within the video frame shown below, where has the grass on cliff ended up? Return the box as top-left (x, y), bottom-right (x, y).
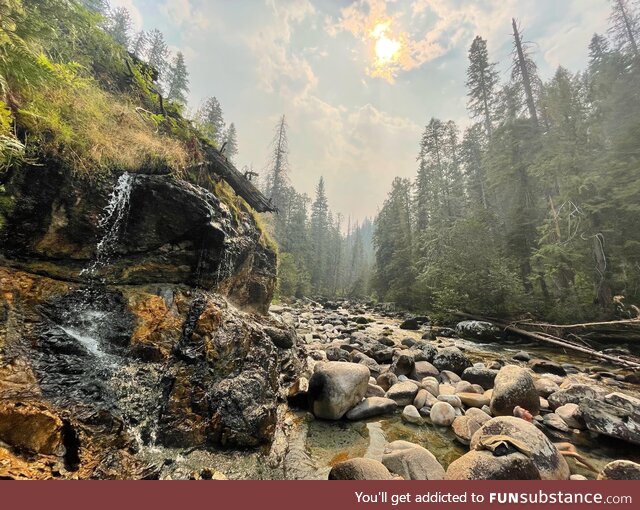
top-left (0, 0), bottom-right (193, 176)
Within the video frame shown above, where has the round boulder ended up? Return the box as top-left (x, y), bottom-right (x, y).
top-left (382, 441), bottom-right (445, 480)
top-left (470, 416), bottom-right (570, 480)
top-left (329, 458), bottom-right (395, 480)
top-left (308, 362), bottom-right (370, 420)
top-left (446, 450), bottom-right (540, 480)
top-left (433, 347), bottom-right (472, 375)
top-left (490, 365), bottom-right (540, 417)
top-left (430, 402), bottom-right (456, 427)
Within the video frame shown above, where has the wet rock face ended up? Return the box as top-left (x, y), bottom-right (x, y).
top-left (1, 166), bottom-right (276, 311)
top-left (0, 165), bottom-right (295, 479)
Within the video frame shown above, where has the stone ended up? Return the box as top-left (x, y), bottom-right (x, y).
top-left (430, 402), bottom-right (456, 427)
top-left (439, 384), bottom-right (456, 396)
top-left (440, 370), bottom-right (462, 385)
top-left (308, 362), bottom-right (370, 420)
top-left (529, 359), bottom-right (567, 377)
top-left (543, 413), bottom-right (571, 433)
top-left (455, 381), bottom-right (476, 394)
top-left (470, 416), bottom-right (570, 480)
top-left (555, 403), bottom-right (585, 430)
top-left (413, 389), bottom-right (429, 409)
top-left (461, 367), bottom-right (498, 389)
top-left (452, 416), bottom-right (482, 445)
top-left (570, 475), bottom-right (588, 481)
top-left (579, 397), bottom-right (640, 446)
top-left (597, 460), bottom-right (640, 480)
top-left (0, 401), bottom-right (64, 456)
top-left (325, 346), bottom-right (350, 362)
top-left (391, 353), bottom-right (415, 376)
top-left (346, 397), bottom-right (398, 421)
top-left (455, 321), bottom-right (500, 342)
top-left (438, 395), bottom-right (462, 408)
top-left (366, 384), bottom-right (386, 398)
top-left (328, 458), bottom-right (395, 480)
top-left (446, 450), bottom-right (540, 480)
top-left (350, 351), bottom-right (381, 375)
top-left (548, 384), bottom-right (607, 409)
top-left (399, 318), bottom-right (420, 331)
top-left (490, 365), bottom-right (540, 417)
top-left (513, 351), bottom-right (531, 362)
top-left (264, 326), bottom-right (295, 349)
top-left (534, 377), bottom-right (560, 398)
top-left (410, 361), bottom-right (439, 380)
top-left (457, 392), bottom-right (490, 408)
top-left (465, 407), bottom-right (492, 425)
top-left (376, 372), bottom-right (398, 391)
top-left (382, 441), bottom-right (445, 480)
top-left (422, 377), bottom-right (439, 397)
top-left (402, 405), bottom-right (424, 425)
top-left (386, 381), bottom-right (420, 406)
top-left (432, 347), bottom-right (472, 375)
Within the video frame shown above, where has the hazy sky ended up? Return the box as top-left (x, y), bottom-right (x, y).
top-left (112, 0), bottom-right (611, 221)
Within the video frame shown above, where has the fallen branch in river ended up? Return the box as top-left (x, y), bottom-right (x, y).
top-left (453, 312), bottom-right (640, 370)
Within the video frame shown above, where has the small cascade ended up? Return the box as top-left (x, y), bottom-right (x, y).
top-left (215, 248), bottom-right (236, 286)
top-left (82, 172), bottom-right (135, 281)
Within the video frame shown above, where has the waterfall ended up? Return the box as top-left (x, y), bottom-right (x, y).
top-left (82, 172), bottom-right (134, 281)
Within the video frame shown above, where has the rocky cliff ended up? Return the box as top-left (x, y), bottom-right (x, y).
top-left (0, 164), bottom-right (301, 479)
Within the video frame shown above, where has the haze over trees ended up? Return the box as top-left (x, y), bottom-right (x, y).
top-left (373, 0), bottom-right (640, 322)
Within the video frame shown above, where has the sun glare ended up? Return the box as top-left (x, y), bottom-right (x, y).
top-left (370, 21), bottom-right (402, 79)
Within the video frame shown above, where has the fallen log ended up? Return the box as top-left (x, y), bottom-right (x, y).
top-left (453, 312), bottom-right (640, 370)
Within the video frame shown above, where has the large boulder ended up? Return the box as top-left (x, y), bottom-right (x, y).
top-left (597, 460), bottom-right (640, 480)
top-left (548, 384), bottom-right (607, 409)
top-left (446, 450), bottom-right (540, 480)
top-left (455, 321), bottom-right (500, 342)
top-left (579, 393), bottom-right (640, 445)
top-left (328, 458), bottom-right (395, 480)
top-left (382, 441), bottom-right (445, 480)
top-left (470, 416), bottom-right (570, 480)
top-left (410, 361), bottom-right (439, 380)
top-left (346, 397), bottom-right (397, 421)
top-left (490, 365), bottom-right (540, 417)
top-left (432, 347), bottom-right (472, 375)
top-left (529, 359), bottom-right (566, 377)
top-left (308, 362), bottom-right (370, 420)
top-left (461, 367), bottom-right (498, 389)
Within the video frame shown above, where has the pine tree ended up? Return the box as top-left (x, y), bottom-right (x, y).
top-left (310, 177), bottom-right (330, 292)
top-left (466, 36), bottom-right (500, 136)
top-left (609, 0), bottom-right (640, 62)
top-left (166, 52), bottom-right (190, 106)
top-left (106, 7), bottom-right (132, 48)
top-left (195, 97), bottom-right (225, 147)
top-left (146, 29), bottom-right (169, 87)
top-left (132, 31), bottom-right (148, 59)
top-left (223, 123), bottom-right (238, 161)
top-left (511, 18), bottom-right (540, 127)
top-left (266, 115), bottom-right (290, 213)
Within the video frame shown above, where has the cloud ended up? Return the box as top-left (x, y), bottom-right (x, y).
top-left (109, 0), bottom-right (144, 31)
top-left (246, 0), bottom-right (318, 97)
top-left (159, 0), bottom-right (210, 30)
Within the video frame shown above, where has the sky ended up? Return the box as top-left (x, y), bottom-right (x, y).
top-left (110, 0), bottom-right (612, 222)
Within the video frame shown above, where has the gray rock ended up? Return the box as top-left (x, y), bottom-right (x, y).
top-left (555, 403), bottom-right (585, 429)
top-left (328, 458), bottom-right (395, 480)
top-left (438, 394), bottom-right (463, 408)
top-left (346, 397), bottom-right (398, 421)
top-left (579, 397), bottom-right (640, 445)
top-left (309, 362), bottom-right (370, 420)
top-left (534, 377), bottom-right (560, 398)
top-left (410, 361), bottom-right (439, 380)
top-left (440, 370), bottom-right (462, 385)
top-left (366, 383), bottom-right (386, 398)
top-left (529, 359), bottom-right (567, 377)
top-left (597, 460), bottom-right (640, 480)
top-left (446, 450), bottom-right (541, 480)
top-left (382, 441), bottom-right (445, 480)
top-left (543, 413), bottom-right (571, 433)
top-left (402, 405), bottom-right (424, 425)
top-left (462, 367), bottom-right (499, 389)
top-left (390, 353), bottom-right (415, 376)
top-left (465, 407), bottom-right (492, 425)
top-left (455, 321), bottom-right (500, 342)
top-left (376, 372), bottom-right (398, 391)
top-left (470, 416), bottom-right (570, 480)
top-left (548, 384), bottom-right (607, 409)
top-left (386, 381), bottom-right (420, 406)
top-left (430, 402), bottom-right (456, 427)
top-left (422, 377), bottom-right (439, 397)
top-left (513, 351), bottom-right (531, 362)
top-left (432, 347), bottom-right (472, 375)
top-left (490, 365), bottom-right (540, 417)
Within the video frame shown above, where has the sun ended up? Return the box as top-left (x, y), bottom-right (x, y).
top-left (371, 22), bottom-right (401, 65)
